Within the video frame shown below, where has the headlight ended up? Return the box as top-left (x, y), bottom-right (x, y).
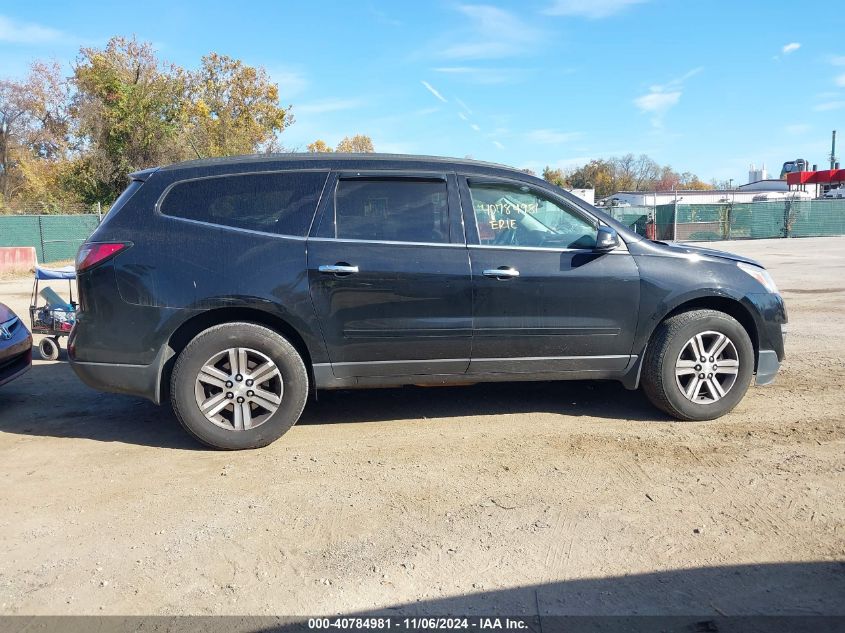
top-left (737, 262), bottom-right (779, 294)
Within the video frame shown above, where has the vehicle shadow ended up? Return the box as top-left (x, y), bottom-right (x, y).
top-left (0, 359), bottom-right (672, 449)
top-left (15, 562), bottom-right (845, 631)
top-left (299, 379), bottom-right (669, 426)
top-left (0, 356), bottom-right (199, 450)
top-left (278, 561), bottom-right (844, 621)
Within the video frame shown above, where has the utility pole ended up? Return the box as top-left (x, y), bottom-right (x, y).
top-left (831, 130), bottom-right (837, 170)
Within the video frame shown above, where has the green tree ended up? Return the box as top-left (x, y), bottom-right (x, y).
top-left (183, 53), bottom-right (291, 158)
top-left (72, 36), bottom-right (187, 203)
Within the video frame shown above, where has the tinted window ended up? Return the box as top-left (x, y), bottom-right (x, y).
top-left (160, 171), bottom-right (328, 236)
top-left (469, 182), bottom-right (597, 249)
top-left (334, 179), bottom-right (449, 243)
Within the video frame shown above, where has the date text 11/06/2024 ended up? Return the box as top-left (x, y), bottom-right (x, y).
top-left (308, 617), bottom-right (531, 630)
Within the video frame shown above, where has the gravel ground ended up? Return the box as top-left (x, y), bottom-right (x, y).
top-left (0, 237), bottom-right (843, 616)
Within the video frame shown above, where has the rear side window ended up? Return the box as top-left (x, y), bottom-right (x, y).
top-left (160, 171), bottom-right (328, 236)
top-left (334, 178), bottom-right (449, 243)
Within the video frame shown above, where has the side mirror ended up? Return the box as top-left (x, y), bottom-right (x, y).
top-left (595, 226), bottom-right (620, 251)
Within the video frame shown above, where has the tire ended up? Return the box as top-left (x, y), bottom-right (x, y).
top-left (39, 337), bottom-right (60, 361)
top-left (641, 309), bottom-right (754, 421)
top-left (170, 322), bottom-right (309, 450)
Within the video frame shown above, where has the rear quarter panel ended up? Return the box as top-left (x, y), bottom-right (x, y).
top-left (75, 170), bottom-right (330, 366)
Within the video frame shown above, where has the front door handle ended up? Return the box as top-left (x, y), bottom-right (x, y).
top-left (483, 267), bottom-right (520, 279)
top-left (319, 264), bottom-right (359, 275)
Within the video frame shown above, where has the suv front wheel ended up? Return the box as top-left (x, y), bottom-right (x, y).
top-left (641, 309), bottom-right (754, 421)
top-left (170, 322), bottom-right (309, 449)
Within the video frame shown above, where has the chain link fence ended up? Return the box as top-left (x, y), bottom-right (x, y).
top-left (607, 199), bottom-right (845, 242)
top-left (0, 214), bottom-right (102, 263)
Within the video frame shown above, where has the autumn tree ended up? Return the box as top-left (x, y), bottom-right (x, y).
top-left (679, 172), bottom-right (712, 190)
top-left (183, 53), bottom-right (291, 158)
top-left (335, 134), bottom-right (374, 153)
top-left (542, 166), bottom-right (568, 188)
top-left (70, 36), bottom-right (187, 202)
top-left (0, 78), bottom-right (29, 205)
top-left (568, 159), bottom-right (616, 197)
top-left (306, 139), bottom-right (333, 153)
top-left (542, 154), bottom-right (712, 199)
top-left (0, 61), bottom-right (74, 209)
top-left (307, 135), bottom-right (375, 153)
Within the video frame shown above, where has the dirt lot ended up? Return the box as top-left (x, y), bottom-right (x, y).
top-left (0, 237), bottom-right (843, 616)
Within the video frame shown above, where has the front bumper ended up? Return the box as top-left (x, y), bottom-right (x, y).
top-left (755, 349), bottom-right (781, 385)
top-left (0, 321), bottom-right (33, 387)
top-left (755, 322), bottom-right (788, 386)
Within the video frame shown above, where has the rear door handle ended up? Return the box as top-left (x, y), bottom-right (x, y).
top-left (318, 264), bottom-right (359, 275)
top-left (483, 267), bottom-right (520, 279)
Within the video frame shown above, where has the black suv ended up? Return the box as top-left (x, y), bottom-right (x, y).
top-left (69, 154), bottom-right (786, 449)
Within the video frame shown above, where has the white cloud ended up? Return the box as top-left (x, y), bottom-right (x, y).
top-left (456, 98), bottom-right (473, 115)
top-left (785, 123), bottom-right (810, 135)
top-left (0, 15), bottom-right (64, 44)
top-left (634, 91), bottom-right (681, 113)
top-left (296, 98), bottom-right (366, 114)
top-left (471, 123), bottom-right (481, 132)
top-left (526, 129), bottom-right (581, 144)
top-left (543, 0), bottom-right (647, 18)
top-left (433, 66), bottom-right (527, 84)
top-left (440, 5), bottom-right (541, 59)
top-left (645, 66), bottom-right (703, 92)
top-left (421, 80), bottom-right (447, 103)
top-left (368, 5), bottom-right (402, 27)
top-left (782, 42), bottom-right (801, 54)
top-left (457, 111), bottom-right (468, 121)
top-left (266, 67), bottom-right (308, 98)
top-left (633, 67), bottom-right (702, 127)
top-left (836, 73), bottom-right (845, 87)
top-left (814, 101), bottom-right (845, 112)
top-left (493, 140), bottom-right (505, 149)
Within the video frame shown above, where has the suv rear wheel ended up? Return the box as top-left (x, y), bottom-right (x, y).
top-left (641, 309), bottom-right (754, 421)
top-left (170, 322), bottom-right (308, 449)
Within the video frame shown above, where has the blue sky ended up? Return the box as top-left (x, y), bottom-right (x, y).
top-left (1, 0), bottom-right (844, 184)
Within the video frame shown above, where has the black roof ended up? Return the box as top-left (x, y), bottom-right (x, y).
top-left (137, 152), bottom-right (560, 196)
top-left (156, 152), bottom-right (522, 174)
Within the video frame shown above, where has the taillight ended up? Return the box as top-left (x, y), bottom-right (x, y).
top-left (76, 242), bottom-right (131, 272)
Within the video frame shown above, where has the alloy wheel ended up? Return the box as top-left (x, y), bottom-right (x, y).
top-left (194, 347), bottom-right (283, 430)
top-left (674, 331), bottom-right (739, 404)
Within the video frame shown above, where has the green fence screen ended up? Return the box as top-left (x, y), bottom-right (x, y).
top-left (1, 201), bottom-right (844, 263)
top-left (0, 214), bottom-right (101, 263)
top-left (633, 199), bottom-right (845, 241)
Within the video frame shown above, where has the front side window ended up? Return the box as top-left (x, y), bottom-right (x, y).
top-left (334, 178), bottom-right (449, 243)
top-left (469, 181), bottom-right (597, 249)
top-left (160, 171), bottom-right (328, 236)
